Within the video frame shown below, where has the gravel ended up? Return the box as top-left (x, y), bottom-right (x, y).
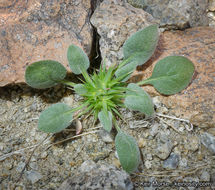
top-left (0, 84), bottom-right (215, 189)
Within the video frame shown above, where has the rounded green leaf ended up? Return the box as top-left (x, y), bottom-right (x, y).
top-left (38, 103), bottom-right (73, 133)
top-left (143, 56), bottom-right (195, 95)
top-left (115, 60), bottom-right (138, 82)
top-left (25, 60), bottom-right (67, 89)
top-left (98, 110), bottom-right (112, 132)
top-left (125, 83), bottom-right (154, 116)
top-left (123, 24), bottom-right (159, 66)
top-left (115, 131), bottom-right (140, 173)
top-left (74, 84), bottom-right (88, 95)
top-left (67, 44), bottom-right (90, 74)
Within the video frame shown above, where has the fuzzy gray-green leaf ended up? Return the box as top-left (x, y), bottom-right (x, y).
top-left (115, 131), bottom-right (140, 173)
top-left (25, 60), bottom-right (67, 89)
top-left (115, 60), bottom-right (138, 82)
top-left (67, 44), bottom-right (89, 74)
top-left (98, 110), bottom-right (112, 132)
top-left (123, 24), bottom-right (159, 66)
top-left (38, 103), bottom-right (73, 133)
top-left (74, 84), bottom-right (88, 95)
top-left (125, 83), bottom-right (154, 116)
top-left (141, 56), bottom-right (195, 95)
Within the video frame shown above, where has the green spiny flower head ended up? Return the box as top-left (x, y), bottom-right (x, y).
top-left (73, 63), bottom-right (129, 131)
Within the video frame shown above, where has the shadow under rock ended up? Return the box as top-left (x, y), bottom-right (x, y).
top-left (0, 73), bottom-right (80, 103)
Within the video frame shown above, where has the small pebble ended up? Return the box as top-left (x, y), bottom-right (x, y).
top-left (150, 124), bottom-right (159, 137)
top-left (25, 170), bottom-right (42, 184)
top-left (200, 132), bottom-right (215, 154)
top-left (185, 135), bottom-right (199, 152)
top-left (179, 158), bottom-right (188, 168)
top-left (99, 129), bottom-right (113, 143)
top-left (16, 162), bottom-right (26, 173)
top-left (163, 153), bottom-right (179, 169)
top-left (144, 160), bottom-right (152, 169)
top-left (40, 151), bottom-right (48, 159)
top-left (200, 171), bottom-right (210, 181)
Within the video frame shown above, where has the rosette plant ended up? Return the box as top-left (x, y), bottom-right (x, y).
top-left (25, 25), bottom-right (194, 173)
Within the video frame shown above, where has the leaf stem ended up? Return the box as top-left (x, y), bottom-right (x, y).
top-left (60, 79), bottom-right (76, 87)
top-left (113, 116), bottom-right (121, 133)
top-left (136, 78), bottom-right (152, 86)
top-left (118, 57), bottom-right (133, 69)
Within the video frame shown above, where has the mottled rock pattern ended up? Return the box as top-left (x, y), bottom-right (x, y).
top-left (0, 0), bottom-right (93, 86)
top-left (136, 27), bottom-right (215, 127)
top-left (163, 153), bottom-right (180, 169)
top-left (201, 132), bottom-right (215, 154)
top-left (90, 0), bottom-right (158, 67)
top-left (127, 0), bottom-right (209, 29)
top-left (59, 160), bottom-right (133, 190)
top-left (208, 0), bottom-right (215, 27)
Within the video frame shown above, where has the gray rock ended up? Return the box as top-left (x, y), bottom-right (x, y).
top-left (150, 123), bottom-right (159, 137)
top-left (127, 0), bottom-right (209, 29)
top-left (59, 160), bottom-right (133, 190)
top-left (179, 158), bottom-right (188, 168)
top-left (99, 128), bottom-right (114, 143)
top-left (163, 153), bottom-right (179, 169)
top-left (200, 132), bottom-right (215, 154)
top-left (91, 0), bottom-right (158, 67)
top-left (155, 134), bottom-right (174, 159)
top-left (200, 171), bottom-right (210, 181)
top-left (25, 170), bottom-right (42, 184)
top-left (16, 162), bottom-right (26, 173)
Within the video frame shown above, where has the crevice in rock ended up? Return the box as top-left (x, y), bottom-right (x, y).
top-left (89, 0), bottom-right (102, 70)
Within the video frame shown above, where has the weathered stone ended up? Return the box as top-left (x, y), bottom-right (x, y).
top-left (163, 153), bottom-right (180, 169)
top-left (137, 27), bottom-right (215, 127)
top-left (201, 132), bottom-right (215, 154)
top-left (208, 0), bottom-right (215, 27)
top-left (127, 0), bottom-right (209, 29)
top-left (90, 0), bottom-right (158, 67)
top-left (0, 0), bottom-right (93, 86)
top-left (59, 160), bottom-right (133, 190)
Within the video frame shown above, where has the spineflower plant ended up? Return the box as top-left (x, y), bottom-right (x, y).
top-left (25, 25), bottom-right (195, 173)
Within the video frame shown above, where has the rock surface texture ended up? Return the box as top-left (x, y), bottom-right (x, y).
top-left (208, 0), bottom-right (215, 27)
top-left (91, 0), bottom-right (215, 127)
top-left (138, 27), bottom-right (215, 127)
top-left (127, 0), bottom-right (209, 29)
top-left (59, 160), bottom-right (133, 190)
top-left (0, 0), bottom-right (93, 86)
top-left (90, 0), bottom-right (158, 67)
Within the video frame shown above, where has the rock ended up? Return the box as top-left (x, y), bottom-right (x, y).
top-left (200, 132), bottom-right (215, 154)
top-left (127, 0), bottom-right (209, 29)
top-left (163, 153), bottom-right (179, 169)
top-left (90, 0), bottom-right (158, 67)
top-left (208, 0), bottom-right (215, 27)
top-left (179, 157), bottom-right (188, 168)
top-left (200, 171), bottom-right (210, 181)
top-left (149, 123), bottom-right (159, 137)
top-left (144, 160), bottom-right (152, 169)
top-left (137, 27), bottom-right (215, 127)
top-left (25, 170), bottom-right (42, 184)
top-left (155, 134), bottom-right (174, 160)
top-left (0, 0), bottom-right (93, 86)
top-left (98, 128), bottom-right (114, 143)
top-left (184, 135), bottom-right (199, 152)
top-left (209, 0), bottom-right (215, 11)
top-left (59, 160), bottom-right (133, 190)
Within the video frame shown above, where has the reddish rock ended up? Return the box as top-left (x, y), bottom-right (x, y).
top-left (0, 0), bottom-right (93, 86)
top-left (134, 27), bottom-right (215, 127)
